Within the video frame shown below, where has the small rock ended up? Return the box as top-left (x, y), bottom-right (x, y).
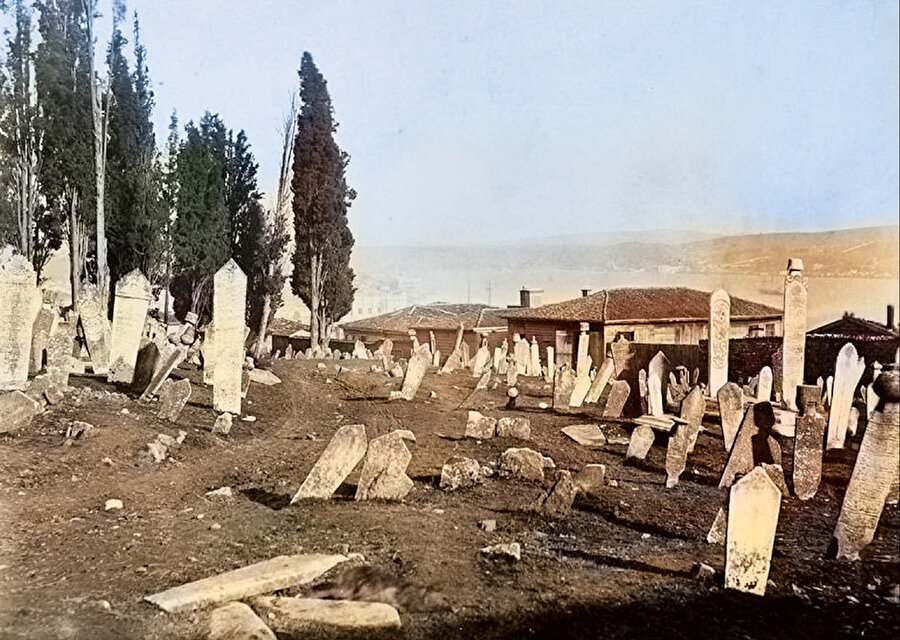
top-left (496, 417), bottom-right (531, 439)
top-left (104, 499), bottom-right (123, 511)
top-left (248, 369), bottom-right (281, 386)
top-left (212, 413), bottom-right (233, 435)
top-left (439, 457), bottom-right (483, 491)
top-left (479, 519), bottom-right (497, 533)
top-left (498, 448), bottom-right (553, 482)
top-left (147, 440), bottom-right (168, 463)
top-left (209, 523), bottom-right (222, 531)
top-left (465, 411), bottom-right (497, 439)
top-left (101, 457), bottom-right (113, 466)
top-left (206, 486), bottom-right (233, 499)
top-left (429, 391), bottom-right (437, 398)
top-left (481, 542), bottom-right (521, 561)
top-left (68, 421), bottom-right (95, 439)
top-left (317, 362), bottom-right (326, 369)
top-left (241, 415), bottom-right (257, 422)
top-left (694, 563), bottom-right (716, 581)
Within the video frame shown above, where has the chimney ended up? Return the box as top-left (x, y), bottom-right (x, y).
top-left (581, 288), bottom-right (591, 297)
top-left (519, 287), bottom-right (543, 309)
top-left (888, 304), bottom-right (895, 329)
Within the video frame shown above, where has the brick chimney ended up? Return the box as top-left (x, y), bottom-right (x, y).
top-left (519, 288), bottom-right (543, 308)
top-left (581, 288), bottom-right (591, 297)
top-left (888, 304), bottom-right (895, 329)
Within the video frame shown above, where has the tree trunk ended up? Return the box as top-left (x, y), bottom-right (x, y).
top-left (309, 251), bottom-right (321, 352)
top-left (68, 191), bottom-right (85, 311)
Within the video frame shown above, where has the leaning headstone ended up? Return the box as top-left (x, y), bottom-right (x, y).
top-left (665, 387), bottom-right (705, 488)
top-left (552, 366), bottom-right (577, 411)
top-left (76, 287), bottom-right (112, 375)
top-left (472, 345), bottom-right (491, 376)
top-left (603, 380), bottom-right (630, 418)
top-left (725, 466), bottom-right (782, 596)
top-left (647, 373), bottom-right (664, 417)
top-left (757, 366), bottom-right (773, 402)
top-left (212, 260), bottom-right (247, 415)
top-left (397, 350), bottom-right (429, 401)
top-left (569, 355), bottom-right (592, 407)
top-left (107, 270), bottom-right (152, 384)
top-left (475, 369), bottom-right (491, 390)
top-left (45, 320), bottom-right (76, 387)
top-left (465, 410), bottom-right (497, 439)
top-left (0, 248), bottom-right (39, 391)
top-left (719, 402), bottom-right (778, 489)
top-left (355, 431), bottom-right (413, 501)
top-left (585, 357), bottom-right (615, 404)
top-left (625, 425), bottom-right (655, 461)
top-left (30, 306), bottom-right (58, 376)
top-left (826, 343), bottom-right (865, 450)
top-left (781, 258), bottom-right (808, 410)
top-left (831, 367), bottom-right (900, 560)
top-left (793, 385), bottom-right (826, 500)
top-left (291, 424), bottom-right (367, 502)
top-left (717, 382), bottom-right (744, 453)
top-left (141, 344), bottom-right (187, 399)
top-left (707, 507), bottom-right (727, 545)
top-left (157, 378), bottom-right (192, 423)
top-left (707, 289), bottom-right (731, 396)
top-left (440, 351), bottom-right (462, 374)
top-left (132, 341), bottom-right (161, 393)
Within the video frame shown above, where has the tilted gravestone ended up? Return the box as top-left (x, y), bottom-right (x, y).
top-left (292, 424), bottom-right (368, 501)
top-left (397, 351), bottom-right (430, 401)
top-left (77, 286), bottom-right (112, 375)
top-left (707, 289), bottom-right (730, 397)
top-left (212, 260), bottom-right (247, 415)
top-left (725, 466), bottom-right (782, 596)
top-left (665, 387), bottom-right (705, 488)
top-left (355, 431), bottom-right (413, 501)
top-left (793, 384), bottom-right (827, 501)
top-left (603, 380), bottom-right (630, 418)
top-left (108, 270), bottom-right (153, 384)
top-left (719, 402), bottom-right (778, 489)
top-left (625, 425), bottom-right (655, 461)
top-left (569, 355), bottom-right (592, 407)
top-left (552, 366), bottom-right (577, 412)
top-left (584, 357), bottom-right (615, 404)
top-left (717, 382), bottom-right (744, 453)
top-left (0, 247), bottom-right (39, 391)
top-left (157, 378), bottom-right (193, 423)
top-left (826, 343), bottom-right (865, 450)
top-left (30, 306), bottom-right (58, 376)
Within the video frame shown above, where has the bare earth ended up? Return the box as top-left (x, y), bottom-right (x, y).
top-left (1, 359), bottom-right (898, 639)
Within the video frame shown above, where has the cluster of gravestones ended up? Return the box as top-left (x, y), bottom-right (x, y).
top-left (0, 249), bottom-right (254, 436)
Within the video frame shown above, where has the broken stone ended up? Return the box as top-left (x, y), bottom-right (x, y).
top-left (147, 440), bottom-right (168, 463)
top-left (603, 380), bottom-right (630, 418)
top-left (694, 563), bottom-right (716, 582)
top-left (574, 464), bottom-right (606, 498)
top-left (481, 542), bottom-right (521, 561)
top-left (145, 554), bottom-right (348, 614)
top-left (212, 413), bottom-right (233, 435)
top-left (535, 470), bottom-right (577, 517)
top-left (725, 467), bottom-right (782, 596)
top-left (584, 357), bottom-right (616, 404)
top-left (439, 456), bottom-right (483, 490)
top-left (248, 369), bottom-right (281, 386)
top-left (105, 499), bottom-right (123, 511)
top-left (0, 390), bottom-right (42, 434)
top-left (392, 429), bottom-right (416, 442)
top-left (561, 424), bottom-right (606, 447)
top-left (552, 367), bottom-right (577, 412)
top-left (707, 507), bottom-right (727, 545)
top-left (68, 421), bottom-right (95, 439)
top-left (206, 486), bottom-right (233, 499)
top-left (156, 378), bottom-right (192, 423)
top-left (291, 424), bottom-right (367, 502)
top-left (252, 596), bottom-right (400, 633)
top-left (355, 432), bottom-right (413, 501)
top-left (665, 387), bottom-right (704, 488)
top-left (140, 344), bottom-right (187, 400)
top-left (465, 410), bottom-right (497, 439)
top-left (498, 447), bottom-right (553, 482)
top-left (208, 601), bottom-right (276, 640)
top-left (625, 425), bottom-right (655, 461)
top-left (496, 416), bottom-right (531, 439)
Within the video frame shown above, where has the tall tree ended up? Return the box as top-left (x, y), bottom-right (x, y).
top-left (290, 52), bottom-right (356, 351)
top-left (34, 0), bottom-right (94, 308)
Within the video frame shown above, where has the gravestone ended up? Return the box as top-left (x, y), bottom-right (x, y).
top-left (781, 259), bottom-right (808, 410)
top-left (398, 351), bottom-right (429, 401)
top-left (0, 248), bottom-right (39, 391)
top-left (847, 406), bottom-right (859, 437)
top-left (77, 287), bottom-right (112, 375)
top-left (465, 411), bottom-right (497, 439)
top-left (717, 382), bottom-right (744, 453)
top-left (824, 375), bottom-right (833, 408)
top-left (45, 320), bottom-right (76, 388)
top-left (708, 289), bottom-right (731, 396)
top-left (291, 424), bottom-right (368, 501)
top-left (719, 402), bottom-right (778, 489)
top-left (757, 366), bottom-right (773, 402)
top-left (648, 351), bottom-right (669, 406)
top-left (569, 355), bottom-right (592, 407)
top-left (665, 387), bottom-right (705, 487)
top-left (826, 343), bottom-right (865, 450)
top-left (535, 470), bottom-right (577, 517)
top-left (725, 466), bottom-right (782, 596)
top-left (552, 366), bottom-right (577, 411)
top-left (603, 380), bottom-right (630, 418)
top-left (440, 351), bottom-right (462, 374)
top-left (157, 378), bottom-right (192, 423)
top-left (30, 306), bottom-right (58, 376)
top-left (793, 385), bottom-right (826, 500)
top-left (212, 260), bottom-right (247, 415)
top-left (108, 270), bottom-right (152, 384)
top-left (506, 365), bottom-right (518, 387)
top-left (355, 431), bottom-right (413, 501)
top-left (530, 337), bottom-right (541, 377)
top-left (647, 373), bottom-right (664, 417)
top-left (575, 323), bottom-right (590, 377)
top-left (460, 341), bottom-right (470, 368)
top-left (638, 369), bottom-right (649, 414)
top-left (544, 346), bottom-right (555, 383)
top-left (373, 338), bottom-right (393, 359)
top-left (561, 424), bottom-right (606, 447)
top-left (514, 336), bottom-right (529, 375)
top-left (831, 367), bottom-right (899, 560)
top-left (626, 425), bottom-right (655, 461)
top-left (472, 345), bottom-right (491, 377)
top-left (496, 416), bottom-right (531, 439)
top-left (0, 390), bottom-right (43, 433)
top-left (202, 324), bottom-right (215, 384)
top-left (475, 369), bottom-right (491, 390)
top-left (492, 347), bottom-right (502, 372)
top-left (352, 340), bottom-right (367, 360)
top-left (585, 357), bottom-right (615, 404)
top-left (610, 335), bottom-right (634, 378)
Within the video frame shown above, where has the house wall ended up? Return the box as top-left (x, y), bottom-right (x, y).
top-left (602, 318), bottom-right (782, 353)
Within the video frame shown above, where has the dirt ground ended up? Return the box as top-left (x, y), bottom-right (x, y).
top-left (1, 358), bottom-right (898, 639)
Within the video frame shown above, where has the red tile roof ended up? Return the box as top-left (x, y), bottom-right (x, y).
top-left (342, 303), bottom-right (507, 333)
top-left (500, 287), bottom-right (782, 323)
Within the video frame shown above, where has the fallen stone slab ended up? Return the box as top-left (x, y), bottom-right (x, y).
top-left (481, 542), bottom-right (521, 561)
top-left (157, 378), bottom-right (192, 423)
top-left (248, 369), bottom-right (281, 386)
top-left (212, 413), bottom-right (233, 435)
top-left (208, 601), bottom-right (276, 640)
top-left (561, 424), bottom-right (606, 447)
top-left (251, 596), bottom-right (400, 633)
top-left (145, 554), bottom-right (348, 614)
top-left (439, 456), bottom-right (483, 490)
top-left (625, 425), bottom-right (655, 461)
top-left (291, 424), bottom-right (367, 502)
top-left (535, 470), bottom-right (577, 517)
top-left (632, 414), bottom-right (675, 432)
top-left (355, 432), bottom-right (413, 501)
top-left (498, 447), bottom-right (554, 482)
top-left (0, 390), bottom-right (43, 434)
top-left (496, 416), bottom-right (531, 439)
top-left (465, 410), bottom-right (497, 439)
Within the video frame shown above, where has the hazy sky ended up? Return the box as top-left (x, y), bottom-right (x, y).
top-left (114, 1), bottom-right (900, 245)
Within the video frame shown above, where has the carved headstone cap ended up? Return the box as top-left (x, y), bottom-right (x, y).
top-left (872, 363), bottom-right (900, 406)
top-left (786, 257), bottom-right (804, 272)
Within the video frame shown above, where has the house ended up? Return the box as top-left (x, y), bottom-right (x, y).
top-left (501, 287), bottom-right (783, 367)
top-left (804, 310), bottom-right (899, 380)
top-left (341, 303), bottom-right (507, 357)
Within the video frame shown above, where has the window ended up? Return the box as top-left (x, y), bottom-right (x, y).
top-left (765, 323), bottom-right (776, 337)
top-left (614, 331), bottom-right (634, 342)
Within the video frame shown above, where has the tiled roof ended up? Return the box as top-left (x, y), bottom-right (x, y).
top-left (808, 315), bottom-right (898, 339)
top-left (499, 287), bottom-right (782, 323)
top-left (342, 303), bottom-right (507, 333)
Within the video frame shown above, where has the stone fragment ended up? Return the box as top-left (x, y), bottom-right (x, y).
top-left (465, 410), bottom-right (497, 439)
top-left (781, 259), bottom-right (807, 409)
top-left (694, 563), bottom-right (716, 581)
top-left (355, 432), bottom-right (413, 501)
top-left (552, 366), bottom-right (577, 411)
top-left (603, 380), bottom-right (630, 418)
top-left (0, 390), bottom-right (42, 434)
top-left (0, 247), bottom-right (39, 390)
top-left (108, 270), bottom-right (152, 384)
top-left (251, 596), bottom-right (400, 633)
top-left (535, 470), bottom-right (577, 517)
top-left (725, 467), bottom-right (782, 596)
top-left (665, 387), bottom-right (705, 487)
top-left (157, 378), bottom-right (192, 423)
top-left (291, 424), bottom-right (367, 502)
top-left (498, 447), bottom-right (553, 482)
top-left (826, 343), bottom-right (866, 450)
top-left (717, 382), bottom-right (744, 453)
top-left (105, 499), bottom-right (123, 511)
top-left (585, 357), bottom-right (616, 404)
top-left (212, 260), bottom-right (248, 415)
top-left (140, 344), bottom-right (187, 399)
top-left (212, 413), bottom-right (233, 435)
top-left (440, 351), bottom-right (462, 374)
top-left (761, 463), bottom-right (790, 497)
top-left (632, 414), bottom-right (674, 432)
top-left (248, 369), bottom-right (281, 386)
top-left (574, 464), bottom-right (606, 498)
top-left (707, 507), bottom-right (727, 545)
top-left (793, 386), bottom-right (826, 500)
top-left (475, 369), bottom-right (491, 390)
top-left (625, 425), bottom-right (655, 461)
top-left (206, 486), bottom-right (233, 498)
top-left (479, 519), bottom-right (497, 532)
top-left (147, 440), bottom-right (168, 462)
top-left (707, 289), bottom-right (731, 396)
top-left (496, 416), bottom-right (531, 439)
top-left (208, 602), bottom-right (276, 640)
top-left (439, 456), bottom-right (483, 490)
top-left (561, 424), bottom-right (606, 447)
top-left (481, 542), bottom-right (521, 561)
top-left (145, 554), bottom-right (347, 614)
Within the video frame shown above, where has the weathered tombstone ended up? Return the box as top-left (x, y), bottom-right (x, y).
top-left (355, 431), bottom-right (413, 501)
top-left (465, 410), bottom-right (497, 439)
top-left (638, 368), bottom-right (648, 414)
top-left (108, 270), bottom-right (152, 384)
top-left (866, 364), bottom-right (881, 419)
top-left (569, 355), bottom-right (592, 407)
top-left (584, 357), bottom-right (614, 404)
top-left (603, 380), bottom-right (630, 418)
top-left (291, 424), bottom-right (368, 502)
top-left (202, 323), bottom-right (216, 384)
top-left (45, 320), bottom-right (76, 388)
top-left (514, 336), bottom-right (529, 375)
top-left (475, 369), bottom-right (491, 390)
top-left (665, 387), bottom-right (705, 487)
top-left (492, 347), bottom-right (502, 372)
top-left (76, 287), bottom-right (112, 375)
top-left (793, 385), bottom-right (826, 500)
top-left (831, 366), bottom-right (900, 560)
top-left (374, 338), bottom-right (393, 359)
top-left (496, 416), bottom-right (531, 439)
top-left (535, 470), bottom-right (577, 517)
top-left (397, 351), bottom-right (429, 401)
top-left (472, 345), bottom-right (491, 377)
top-left (725, 466), bottom-right (782, 596)
top-left (157, 378), bottom-right (193, 423)
top-left (757, 366), bottom-right (773, 402)
top-left (719, 402), bottom-right (778, 489)
top-left (717, 382), bottom-right (744, 453)
top-left (647, 373), bottom-right (664, 417)
top-left (847, 406), bottom-right (860, 437)
top-left (352, 340), bottom-right (367, 360)
top-left (460, 341), bottom-right (470, 368)
top-left (781, 258), bottom-right (807, 410)
top-left (707, 289), bottom-right (731, 396)
top-left (552, 366), bottom-right (577, 411)
top-left (544, 346), bottom-right (555, 383)
top-left (440, 351), bottom-right (462, 374)
top-left (529, 337), bottom-right (541, 377)
top-left (212, 260), bottom-right (247, 415)
top-left (0, 247), bottom-right (39, 391)
top-left (506, 365), bottom-right (518, 387)
top-left (826, 343), bottom-right (865, 450)
top-left (625, 425), bottom-right (655, 461)
top-left (575, 323), bottom-right (590, 377)
top-left (561, 424), bottom-right (606, 447)
top-left (30, 306), bottom-right (58, 376)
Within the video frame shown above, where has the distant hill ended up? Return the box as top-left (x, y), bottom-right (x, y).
top-left (514, 229), bottom-right (723, 247)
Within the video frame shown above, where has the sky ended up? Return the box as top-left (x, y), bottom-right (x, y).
top-left (95, 0), bottom-right (900, 245)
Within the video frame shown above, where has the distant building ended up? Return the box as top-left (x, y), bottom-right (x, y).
top-left (342, 303), bottom-right (507, 356)
top-left (807, 310), bottom-right (898, 342)
top-left (501, 286), bottom-right (783, 367)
